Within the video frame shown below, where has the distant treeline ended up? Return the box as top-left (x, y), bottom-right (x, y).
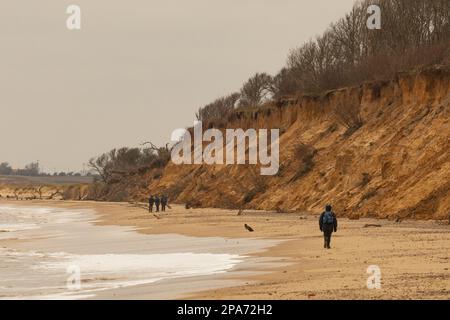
top-left (196, 0), bottom-right (450, 122)
top-left (0, 161), bottom-right (90, 177)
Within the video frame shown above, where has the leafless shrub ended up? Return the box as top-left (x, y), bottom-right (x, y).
top-left (48, 189), bottom-right (64, 200)
top-left (361, 189), bottom-right (377, 202)
top-left (360, 173), bottom-right (371, 188)
top-left (332, 100), bottom-right (363, 133)
top-left (243, 188), bottom-right (259, 204)
top-left (185, 199), bottom-right (202, 208)
top-left (34, 186), bottom-right (45, 199)
top-left (242, 167), bottom-right (268, 204)
top-left (289, 143), bottom-right (317, 183)
top-left (86, 182), bottom-right (104, 200)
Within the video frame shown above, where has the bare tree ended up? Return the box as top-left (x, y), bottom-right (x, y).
top-left (140, 142), bottom-right (171, 168)
top-left (196, 93), bottom-right (240, 121)
top-left (270, 68), bottom-right (298, 99)
top-left (88, 153), bottom-right (113, 184)
top-left (13, 188), bottom-right (19, 200)
top-left (239, 73), bottom-right (273, 108)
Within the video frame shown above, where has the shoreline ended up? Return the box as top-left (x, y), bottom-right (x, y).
top-left (0, 200), bottom-right (287, 300)
top-left (1, 199), bottom-right (449, 299)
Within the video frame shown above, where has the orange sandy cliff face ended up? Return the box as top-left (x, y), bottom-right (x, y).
top-left (149, 66), bottom-right (450, 220)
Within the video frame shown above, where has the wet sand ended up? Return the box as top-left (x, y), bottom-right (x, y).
top-left (1, 199), bottom-right (449, 299)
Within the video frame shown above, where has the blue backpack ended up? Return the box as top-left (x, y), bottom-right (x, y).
top-left (323, 211), bottom-right (334, 224)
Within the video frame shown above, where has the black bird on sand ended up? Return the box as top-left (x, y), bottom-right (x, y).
top-left (244, 224), bottom-right (254, 232)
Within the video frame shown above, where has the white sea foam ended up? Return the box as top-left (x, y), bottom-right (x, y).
top-left (34, 252), bottom-right (242, 294)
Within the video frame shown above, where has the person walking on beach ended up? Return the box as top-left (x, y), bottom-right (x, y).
top-left (161, 194), bottom-right (168, 212)
top-left (154, 195), bottom-right (161, 212)
top-left (319, 204), bottom-right (338, 249)
top-left (148, 195), bottom-right (154, 213)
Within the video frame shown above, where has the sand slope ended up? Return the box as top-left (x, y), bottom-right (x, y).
top-left (147, 66), bottom-right (450, 220)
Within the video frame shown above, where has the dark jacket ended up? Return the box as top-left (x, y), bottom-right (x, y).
top-left (319, 211), bottom-right (337, 232)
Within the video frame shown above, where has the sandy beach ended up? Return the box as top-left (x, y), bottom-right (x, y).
top-left (0, 199), bottom-right (449, 300)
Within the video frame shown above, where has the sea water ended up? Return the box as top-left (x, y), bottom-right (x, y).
top-left (0, 204), bottom-right (255, 299)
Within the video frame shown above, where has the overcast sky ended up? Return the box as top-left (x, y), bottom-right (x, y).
top-left (0, 0), bottom-right (356, 173)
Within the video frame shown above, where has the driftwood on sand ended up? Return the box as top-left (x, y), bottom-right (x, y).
top-left (363, 224), bottom-right (382, 228)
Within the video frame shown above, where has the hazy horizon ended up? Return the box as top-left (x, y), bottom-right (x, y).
top-left (0, 0), bottom-right (355, 173)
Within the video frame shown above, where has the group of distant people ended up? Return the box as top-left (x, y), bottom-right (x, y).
top-left (148, 194), bottom-right (169, 212)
